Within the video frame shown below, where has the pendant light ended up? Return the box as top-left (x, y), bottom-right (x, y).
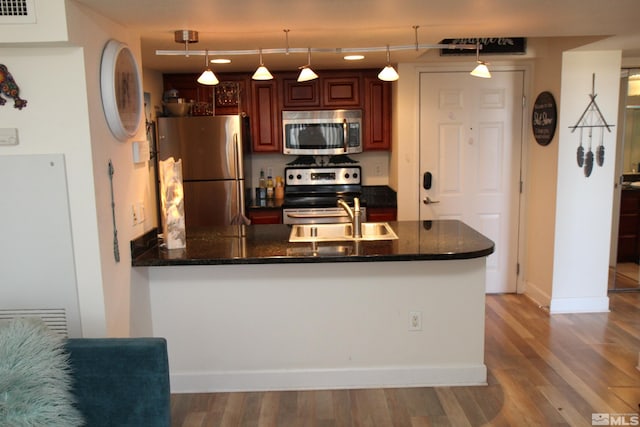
top-left (470, 42), bottom-right (491, 79)
top-left (297, 48), bottom-right (319, 82)
top-left (378, 45), bottom-right (399, 82)
top-left (197, 49), bottom-right (219, 85)
top-left (252, 49), bottom-right (273, 80)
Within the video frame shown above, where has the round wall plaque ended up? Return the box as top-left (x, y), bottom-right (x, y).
top-left (100, 40), bottom-right (143, 141)
top-left (532, 91), bottom-right (557, 146)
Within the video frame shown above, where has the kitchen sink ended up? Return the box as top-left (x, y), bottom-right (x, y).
top-left (289, 222), bottom-right (398, 242)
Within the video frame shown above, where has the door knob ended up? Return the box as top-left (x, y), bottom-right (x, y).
top-left (423, 196), bottom-right (440, 205)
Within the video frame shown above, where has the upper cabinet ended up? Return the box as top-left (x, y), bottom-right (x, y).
top-left (281, 76), bottom-right (320, 108)
top-left (363, 76), bottom-right (391, 151)
top-left (250, 79), bottom-right (281, 153)
top-left (164, 69), bottom-right (391, 153)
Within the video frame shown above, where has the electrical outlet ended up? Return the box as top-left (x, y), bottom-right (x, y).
top-left (132, 202), bottom-right (145, 226)
top-left (409, 311), bottom-right (422, 331)
top-left (373, 163), bottom-right (382, 176)
top-left (132, 205), bottom-right (139, 225)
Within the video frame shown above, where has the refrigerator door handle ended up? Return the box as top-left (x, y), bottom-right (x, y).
top-left (234, 133), bottom-right (245, 215)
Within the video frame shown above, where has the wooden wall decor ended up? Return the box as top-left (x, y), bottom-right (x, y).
top-left (0, 64), bottom-right (27, 110)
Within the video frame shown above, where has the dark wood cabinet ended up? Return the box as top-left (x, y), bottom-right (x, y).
top-left (247, 208), bottom-right (282, 224)
top-left (617, 189), bottom-right (640, 262)
top-left (281, 75), bottom-right (320, 108)
top-left (322, 75), bottom-right (360, 107)
top-left (250, 79), bottom-right (281, 152)
top-left (164, 69), bottom-right (391, 153)
top-left (363, 76), bottom-right (391, 150)
top-left (366, 207), bottom-right (397, 222)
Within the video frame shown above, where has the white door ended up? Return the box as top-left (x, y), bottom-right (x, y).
top-left (419, 71), bottom-right (524, 293)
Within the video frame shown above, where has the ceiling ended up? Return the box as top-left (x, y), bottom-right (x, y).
top-left (72, 0), bottom-right (640, 75)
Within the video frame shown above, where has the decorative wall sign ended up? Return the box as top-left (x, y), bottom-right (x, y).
top-left (215, 81), bottom-right (240, 107)
top-left (532, 91), bottom-right (557, 146)
top-left (570, 74), bottom-right (615, 177)
top-left (0, 64), bottom-right (27, 109)
top-left (439, 38), bottom-right (526, 56)
top-left (100, 40), bottom-right (143, 141)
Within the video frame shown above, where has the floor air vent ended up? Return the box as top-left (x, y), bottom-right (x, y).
top-left (0, 0), bottom-right (35, 23)
top-left (0, 308), bottom-right (69, 337)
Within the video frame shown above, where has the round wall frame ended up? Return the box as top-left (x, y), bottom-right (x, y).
top-left (100, 39), bottom-right (143, 141)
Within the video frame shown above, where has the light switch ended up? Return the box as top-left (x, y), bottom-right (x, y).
top-left (0, 128), bottom-right (18, 145)
top-left (132, 140), bottom-right (150, 163)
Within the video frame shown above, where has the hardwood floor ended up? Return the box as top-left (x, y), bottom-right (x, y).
top-left (170, 293), bottom-right (640, 426)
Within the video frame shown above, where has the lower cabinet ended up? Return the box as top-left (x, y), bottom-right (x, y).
top-left (618, 189), bottom-right (640, 262)
top-left (247, 208), bottom-right (282, 224)
top-left (366, 207), bottom-right (397, 222)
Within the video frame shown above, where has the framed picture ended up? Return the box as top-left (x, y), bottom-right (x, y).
top-left (100, 39), bottom-right (143, 141)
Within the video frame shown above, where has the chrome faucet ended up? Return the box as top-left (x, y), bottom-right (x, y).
top-left (337, 197), bottom-right (362, 238)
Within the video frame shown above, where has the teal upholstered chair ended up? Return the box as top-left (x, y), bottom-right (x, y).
top-left (65, 338), bottom-right (171, 427)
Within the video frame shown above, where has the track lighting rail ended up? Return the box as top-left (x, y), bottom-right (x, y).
top-left (156, 43), bottom-right (478, 57)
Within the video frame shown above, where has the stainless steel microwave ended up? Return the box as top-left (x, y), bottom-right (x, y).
top-left (282, 110), bottom-right (362, 155)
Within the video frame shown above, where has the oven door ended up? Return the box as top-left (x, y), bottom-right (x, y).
top-left (283, 207), bottom-right (367, 225)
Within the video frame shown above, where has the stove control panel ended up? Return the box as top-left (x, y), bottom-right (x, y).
top-left (285, 166), bottom-right (361, 186)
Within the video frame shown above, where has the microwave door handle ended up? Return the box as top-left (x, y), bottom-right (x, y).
top-left (343, 119), bottom-right (348, 153)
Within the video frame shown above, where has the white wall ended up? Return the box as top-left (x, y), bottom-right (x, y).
top-left (0, 0), bottom-right (156, 337)
top-left (65, 2), bottom-right (155, 335)
top-left (550, 50), bottom-right (621, 313)
top-left (522, 38), bottom-right (599, 306)
top-left (0, 43), bottom-right (105, 336)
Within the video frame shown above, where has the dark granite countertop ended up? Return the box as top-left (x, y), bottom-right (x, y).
top-left (131, 220), bottom-right (494, 266)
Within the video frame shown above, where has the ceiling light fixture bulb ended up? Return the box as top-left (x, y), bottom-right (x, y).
top-left (470, 62), bottom-right (491, 79)
top-left (252, 49), bottom-right (273, 80)
top-left (298, 67), bottom-right (318, 82)
top-left (297, 48), bottom-right (319, 82)
top-left (197, 49), bottom-right (219, 85)
top-left (344, 54), bottom-right (364, 61)
top-left (470, 42), bottom-right (491, 78)
top-left (378, 46), bottom-right (399, 81)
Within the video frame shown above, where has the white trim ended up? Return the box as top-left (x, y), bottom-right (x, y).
top-left (523, 280), bottom-right (552, 308)
top-left (549, 296), bottom-right (610, 313)
top-left (169, 365), bottom-right (488, 393)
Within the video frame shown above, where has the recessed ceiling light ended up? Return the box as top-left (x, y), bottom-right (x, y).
top-left (211, 58), bottom-right (231, 64)
top-left (344, 55), bottom-right (364, 61)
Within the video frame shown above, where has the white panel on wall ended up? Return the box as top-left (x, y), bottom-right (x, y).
top-left (0, 154), bottom-right (81, 337)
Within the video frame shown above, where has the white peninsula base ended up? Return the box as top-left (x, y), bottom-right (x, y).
top-left (138, 258), bottom-right (487, 393)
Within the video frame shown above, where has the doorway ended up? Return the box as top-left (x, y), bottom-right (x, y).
top-left (611, 68), bottom-right (640, 291)
top-left (419, 70), bottom-right (525, 293)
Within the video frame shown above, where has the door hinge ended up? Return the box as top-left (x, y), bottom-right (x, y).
top-left (519, 180), bottom-right (523, 194)
top-left (522, 95), bottom-right (526, 108)
top-left (516, 263), bottom-right (520, 275)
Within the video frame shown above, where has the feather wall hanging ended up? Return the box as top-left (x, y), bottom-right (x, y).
top-left (570, 74), bottom-right (614, 177)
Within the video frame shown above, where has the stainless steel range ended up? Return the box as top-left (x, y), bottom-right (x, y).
top-left (282, 166), bottom-right (366, 224)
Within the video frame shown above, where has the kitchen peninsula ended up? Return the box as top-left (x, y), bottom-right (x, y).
top-left (132, 220), bottom-right (494, 393)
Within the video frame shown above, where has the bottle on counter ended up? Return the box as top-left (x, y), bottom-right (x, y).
top-left (257, 169), bottom-right (266, 199)
top-left (266, 175), bottom-right (274, 199)
top-left (275, 176), bottom-right (284, 200)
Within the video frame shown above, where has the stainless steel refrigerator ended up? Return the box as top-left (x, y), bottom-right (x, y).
top-left (157, 115), bottom-right (251, 227)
